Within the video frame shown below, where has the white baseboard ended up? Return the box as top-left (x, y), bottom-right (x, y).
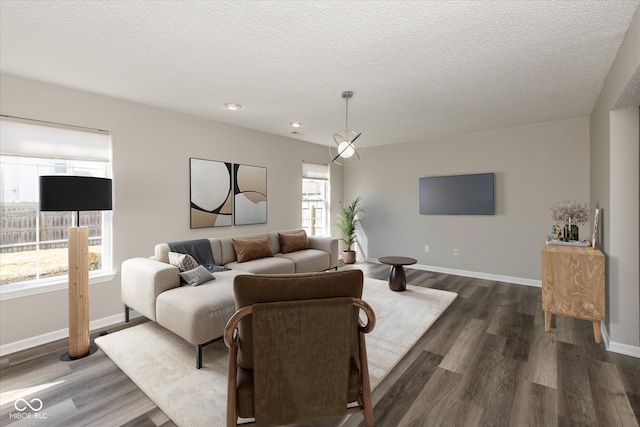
top-left (0, 311), bottom-right (141, 357)
top-left (601, 323), bottom-right (640, 358)
top-left (367, 259), bottom-right (542, 287)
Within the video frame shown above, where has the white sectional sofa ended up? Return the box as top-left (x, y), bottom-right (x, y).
top-left (120, 229), bottom-right (338, 368)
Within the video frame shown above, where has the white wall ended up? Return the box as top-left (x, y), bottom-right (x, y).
top-left (590, 6), bottom-right (640, 350)
top-left (609, 107), bottom-right (639, 348)
top-left (0, 74), bottom-right (339, 348)
top-left (344, 117), bottom-right (590, 283)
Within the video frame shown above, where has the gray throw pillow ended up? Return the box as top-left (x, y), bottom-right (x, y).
top-left (179, 265), bottom-right (215, 286)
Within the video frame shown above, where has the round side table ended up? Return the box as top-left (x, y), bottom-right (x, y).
top-left (378, 256), bottom-right (417, 292)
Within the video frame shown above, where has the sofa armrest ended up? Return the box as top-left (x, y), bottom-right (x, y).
top-left (308, 236), bottom-right (339, 269)
top-left (121, 257), bottom-right (180, 321)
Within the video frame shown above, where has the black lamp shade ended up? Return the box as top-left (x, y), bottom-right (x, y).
top-left (39, 176), bottom-right (112, 212)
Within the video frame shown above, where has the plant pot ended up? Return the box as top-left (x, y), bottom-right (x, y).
top-left (342, 251), bottom-right (356, 264)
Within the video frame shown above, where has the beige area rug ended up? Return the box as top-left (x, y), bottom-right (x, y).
top-left (95, 277), bottom-right (457, 427)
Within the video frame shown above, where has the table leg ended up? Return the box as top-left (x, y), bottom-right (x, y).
top-left (388, 265), bottom-right (406, 292)
top-left (592, 321), bottom-right (601, 344)
top-left (544, 311), bottom-right (552, 332)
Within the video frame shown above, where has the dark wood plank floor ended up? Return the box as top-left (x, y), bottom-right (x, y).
top-left (1, 263), bottom-right (638, 426)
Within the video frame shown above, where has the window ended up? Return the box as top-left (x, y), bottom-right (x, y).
top-left (0, 117), bottom-right (113, 295)
top-left (302, 162), bottom-right (329, 236)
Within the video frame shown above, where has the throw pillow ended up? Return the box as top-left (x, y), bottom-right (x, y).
top-left (179, 265), bottom-right (215, 286)
top-left (278, 231), bottom-right (309, 254)
top-left (169, 252), bottom-right (199, 272)
top-left (232, 235), bottom-right (273, 263)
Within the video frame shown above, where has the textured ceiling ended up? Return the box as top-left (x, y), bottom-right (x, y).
top-left (1, 1), bottom-right (638, 148)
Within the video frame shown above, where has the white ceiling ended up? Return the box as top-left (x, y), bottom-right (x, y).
top-left (1, 1), bottom-right (638, 148)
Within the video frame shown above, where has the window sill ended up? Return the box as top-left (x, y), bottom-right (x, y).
top-left (0, 271), bottom-right (117, 301)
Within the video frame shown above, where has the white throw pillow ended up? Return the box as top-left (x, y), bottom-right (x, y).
top-left (168, 252), bottom-right (199, 272)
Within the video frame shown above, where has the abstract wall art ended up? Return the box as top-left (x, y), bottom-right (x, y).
top-left (190, 158), bottom-right (233, 228)
top-left (234, 163), bottom-right (267, 225)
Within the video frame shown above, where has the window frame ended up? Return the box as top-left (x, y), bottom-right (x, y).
top-left (302, 162), bottom-right (330, 237)
top-left (0, 117), bottom-right (115, 300)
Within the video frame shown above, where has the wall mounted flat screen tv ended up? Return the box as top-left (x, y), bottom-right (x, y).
top-left (419, 173), bottom-right (495, 215)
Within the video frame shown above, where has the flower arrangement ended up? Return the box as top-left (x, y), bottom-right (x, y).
top-left (550, 200), bottom-right (590, 226)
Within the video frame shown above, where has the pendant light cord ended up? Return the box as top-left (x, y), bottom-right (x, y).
top-left (345, 95), bottom-right (349, 131)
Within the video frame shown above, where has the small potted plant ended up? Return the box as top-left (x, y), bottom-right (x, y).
top-left (335, 196), bottom-right (365, 264)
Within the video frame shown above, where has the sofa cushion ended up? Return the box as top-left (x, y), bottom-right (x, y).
top-left (168, 252), bottom-right (199, 272)
top-left (278, 231), bottom-right (309, 254)
top-left (232, 236), bottom-right (273, 263)
top-left (226, 256), bottom-right (294, 274)
top-left (179, 265), bottom-right (215, 286)
top-left (275, 249), bottom-right (330, 273)
top-left (156, 270), bottom-right (244, 344)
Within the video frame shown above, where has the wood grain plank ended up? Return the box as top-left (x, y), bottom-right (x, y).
top-left (502, 312), bottom-right (535, 362)
top-left (440, 318), bottom-right (487, 374)
top-left (627, 392), bottom-right (640, 423)
top-left (526, 328), bottom-right (558, 389)
top-left (557, 341), bottom-right (597, 426)
top-left (611, 352), bottom-right (640, 395)
top-left (454, 332), bottom-right (506, 406)
top-left (509, 380), bottom-right (557, 427)
top-left (421, 306), bottom-right (473, 357)
top-left (397, 367), bottom-right (479, 427)
top-left (588, 359), bottom-right (639, 427)
top-left (369, 350), bottom-right (442, 426)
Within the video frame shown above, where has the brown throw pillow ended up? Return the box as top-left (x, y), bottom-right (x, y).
top-left (232, 236), bottom-right (273, 263)
top-left (278, 231), bottom-right (309, 254)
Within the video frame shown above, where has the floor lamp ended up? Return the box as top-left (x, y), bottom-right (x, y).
top-left (39, 176), bottom-right (113, 361)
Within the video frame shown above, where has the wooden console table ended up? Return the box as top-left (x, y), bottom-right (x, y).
top-left (541, 244), bottom-right (605, 343)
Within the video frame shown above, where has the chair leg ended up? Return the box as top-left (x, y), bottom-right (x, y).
top-left (124, 305), bottom-right (130, 323)
top-left (227, 345), bottom-right (238, 427)
top-left (359, 332), bottom-right (374, 427)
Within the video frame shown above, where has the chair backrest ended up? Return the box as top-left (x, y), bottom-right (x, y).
top-left (252, 296), bottom-right (355, 425)
top-left (232, 269), bottom-right (364, 370)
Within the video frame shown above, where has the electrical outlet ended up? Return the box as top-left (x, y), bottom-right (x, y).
top-left (453, 248), bottom-right (459, 256)
top-left (425, 245), bottom-right (430, 253)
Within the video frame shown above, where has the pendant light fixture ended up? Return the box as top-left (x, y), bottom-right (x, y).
top-left (330, 91), bottom-right (363, 165)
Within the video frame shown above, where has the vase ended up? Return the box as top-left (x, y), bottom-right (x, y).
top-left (564, 224), bottom-right (579, 241)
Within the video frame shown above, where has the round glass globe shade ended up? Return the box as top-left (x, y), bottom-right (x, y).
top-left (338, 140), bottom-right (355, 158)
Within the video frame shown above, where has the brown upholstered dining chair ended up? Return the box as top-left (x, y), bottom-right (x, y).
top-left (224, 270), bottom-right (375, 427)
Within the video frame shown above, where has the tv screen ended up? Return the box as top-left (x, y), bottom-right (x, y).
top-left (419, 173), bottom-right (494, 215)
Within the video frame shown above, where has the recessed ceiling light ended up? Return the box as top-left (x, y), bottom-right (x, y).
top-left (224, 103), bottom-right (242, 110)
top-left (290, 122), bottom-right (302, 128)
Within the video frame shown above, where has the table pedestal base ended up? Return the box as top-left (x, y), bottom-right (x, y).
top-left (388, 265), bottom-right (407, 292)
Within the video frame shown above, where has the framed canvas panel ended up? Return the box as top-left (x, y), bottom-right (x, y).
top-left (190, 158), bottom-right (233, 228)
top-left (592, 208), bottom-right (599, 249)
top-left (234, 163), bottom-right (267, 225)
